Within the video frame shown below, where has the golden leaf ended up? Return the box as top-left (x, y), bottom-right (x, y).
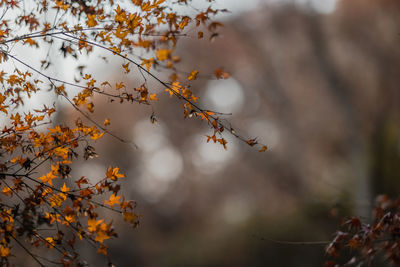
top-left (187, 70), bottom-right (199, 80)
top-left (259, 146), bottom-right (268, 152)
top-left (156, 49), bottom-right (171, 61)
top-left (95, 231), bottom-right (110, 243)
top-left (61, 183), bottom-right (70, 193)
top-left (149, 93), bottom-right (158, 101)
top-left (0, 246), bottom-right (10, 258)
top-left (86, 14), bottom-right (98, 27)
top-left (104, 194), bottom-right (121, 207)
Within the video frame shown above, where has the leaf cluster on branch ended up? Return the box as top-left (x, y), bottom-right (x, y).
top-left (0, 0), bottom-right (267, 265)
top-left (326, 195), bottom-right (400, 267)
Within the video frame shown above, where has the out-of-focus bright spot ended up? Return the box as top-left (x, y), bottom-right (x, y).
top-left (133, 119), bottom-right (169, 152)
top-left (294, 0), bottom-right (337, 13)
top-left (205, 78), bottom-right (244, 114)
top-left (136, 175), bottom-right (170, 203)
top-left (144, 146), bottom-right (183, 182)
top-left (220, 195), bottom-right (252, 225)
top-left (191, 134), bottom-right (237, 175)
top-left (247, 119), bottom-right (280, 150)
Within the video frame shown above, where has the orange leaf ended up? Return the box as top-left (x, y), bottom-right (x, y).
top-left (86, 14), bottom-right (98, 27)
top-left (214, 68), bottom-right (230, 79)
top-left (187, 70), bottom-right (199, 80)
top-left (156, 49), bottom-right (171, 61)
top-left (259, 146), bottom-right (267, 152)
top-left (106, 166), bottom-right (125, 181)
top-left (104, 194), bottom-right (121, 207)
top-left (0, 246), bottom-right (10, 257)
top-left (149, 93), bottom-right (158, 101)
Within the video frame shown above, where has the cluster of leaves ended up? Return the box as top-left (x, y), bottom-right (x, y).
top-left (326, 195), bottom-right (400, 266)
top-left (0, 0), bottom-right (268, 265)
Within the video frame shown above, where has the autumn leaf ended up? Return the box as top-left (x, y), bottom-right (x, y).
top-left (246, 138), bottom-right (258, 147)
top-left (106, 166), bottom-right (125, 181)
top-left (215, 68), bottom-right (230, 79)
top-left (55, 0), bottom-right (69, 10)
top-left (149, 93), bottom-right (158, 101)
top-left (165, 81), bottom-right (181, 97)
top-left (123, 212), bottom-right (137, 223)
top-left (97, 244), bottom-right (108, 255)
top-left (217, 138), bottom-right (228, 149)
top-left (75, 176), bottom-right (89, 188)
top-left (2, 186), bottom-right (12, 197)
top-left (95, 231), bottom-right (110, 243)
top-left (88, 219), bottom-right (103, 232)
top-left (0, 246), bottom-right (10, 257)
top-left (61, 183), bottom-right (70, 193)
top-left (156, 49), bottom-right (171, 61)
top-left (259, 146), bottom-right (268, 152)
top-left (86, 14), bottom-right (98, 27)
top-left (104, 194), bottom-right (121, 207)
top-left (24, 38), bottom-right (38, 47)
top-left (187, 70), bottom-right (199, 80)
top-left (45, 237), bottom-right (55, 248)
top-left (39, 172), bottom-right (57, 186)
top-left (348, 238), bottom-right (358, 250)
top-left (115, 82), bottom-right (125, 90)
top-left (87, 102), bottom-right (94, 113)
top-left (141, 58), bottom-right (154, 71)
top-left (90, 131), bottom-right (104, 141)
top-left (122, 63), bottom-right (130, 73)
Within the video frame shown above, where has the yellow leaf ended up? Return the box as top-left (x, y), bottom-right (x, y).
top-left (104, 118), bottom-right (111, 126)
top-left (187, 70), bottom-right (199, 81)
top-left (149, 93), bottom-right (158, 101)
top-left (106, 166), bottom-right (125, 181)
top-left (0, 246), bottom-right (10, 257)
top-left (24, 38), bottom-right (38, 47)
top-left (97, 244), bottom-right (108, 255)
top-left (87, 102), bottom-right (94, 113)
top-left (90, 132), bottom-right (104, 141)
top-left (156, 49), bottom-right (170, 61)
top-left (39, 172), bottom-right (57, 186)
top-left (115, 82), bottom-right (125, 90)
top-left (104, 194), bottom-right (121, 207)
top-left (45, 237), bottom-right (55, 248)
top-left (179, 17), bottom-right (190, 29)
top-left (88, 219), bottom-right (103, 232)
top-left (62, 215), bottom-right (75, 226)
top-left (123, 212), bottom-right (137, 223)
top-left (86, 14), bottom-right (98, 27)
top-left (122, 63), bottom-right (130, 73)
top-left (55, 0), bottom-right (70, 10)
top-left (215, 68), bottom-right (230, 79)
top-left (259, 146), bottom-right (268, 152)
top-left (1, 186), bottom-right (12, 198)
top-left (141, 58), bottom-right (154, 71)
top-left (95, 231), bottom-right (110, 243)
top-left (61, 183), bottom-right (70, 193)
top-left (165, 81), bottom-right (181, 97)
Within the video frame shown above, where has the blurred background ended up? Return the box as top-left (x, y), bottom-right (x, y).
top-left (51, 0), bottom-right (399, 266)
